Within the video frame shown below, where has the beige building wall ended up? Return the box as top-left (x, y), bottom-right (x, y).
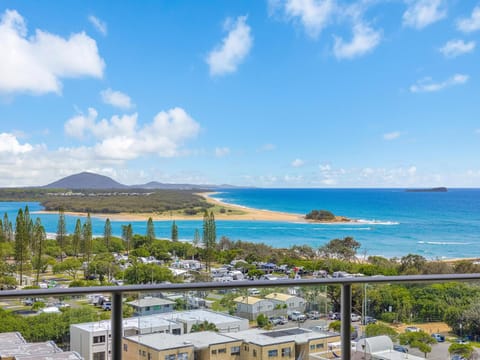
top-left (197, 340), bottom-right (243, 360)
top-left (122, 339), bottom-right (193, 360)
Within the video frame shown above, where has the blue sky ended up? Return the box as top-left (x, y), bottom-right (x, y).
top-left (0, 0), bottom-right (479, 187)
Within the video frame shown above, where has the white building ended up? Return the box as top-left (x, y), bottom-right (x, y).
top-left (233, 296), bottom-right (274, 320)
top-left (264, 292), bottom-right (306, 313)
top-left (70, 310), bottom-right (248, 360)
top-left (70, 316), bottom-right (182, 360)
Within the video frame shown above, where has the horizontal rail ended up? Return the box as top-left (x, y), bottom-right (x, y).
top-left (1, 273), bottom-right (480, 299)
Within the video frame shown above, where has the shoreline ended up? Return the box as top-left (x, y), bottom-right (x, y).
top-left (36, 192), bottom-right (355, 224)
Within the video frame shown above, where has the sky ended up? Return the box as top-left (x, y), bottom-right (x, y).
top-left (0, 0), bottom-right (480, 188)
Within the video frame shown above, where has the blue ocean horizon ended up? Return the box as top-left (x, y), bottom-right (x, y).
top-left (1, 188), bottom-right (480, 259)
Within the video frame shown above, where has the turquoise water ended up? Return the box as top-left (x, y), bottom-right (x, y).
top-left (1, 188), bottom-right (480, 259)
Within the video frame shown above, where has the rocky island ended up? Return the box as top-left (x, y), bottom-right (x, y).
top-left (305, 209), bottom-right (351, 222)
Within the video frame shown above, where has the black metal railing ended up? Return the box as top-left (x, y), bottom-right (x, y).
top-left (2, 273), bottom-right (480, 360)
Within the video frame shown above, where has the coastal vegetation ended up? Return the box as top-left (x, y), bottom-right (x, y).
top-left (0, 188), bottom-right (212, 214)
top-left (305, 209), bottom-right (335, 221)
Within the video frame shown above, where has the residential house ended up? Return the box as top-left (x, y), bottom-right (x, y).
top-left (233, 297), bottom-right (274, 320)
top-left (127, 297), bottom-right (175, 316)
top-left (264, 293), bottom-right (305, 314)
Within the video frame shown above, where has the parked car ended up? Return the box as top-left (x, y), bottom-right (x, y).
top-left (456, 338), bottom-right (469, 344)
top-left (393, 345), bottom-right (408, 353)
top-left (269, 316), bottom-right (287, 325)
top-left (307, 311), bottom-right (320, 319)
top-left (328, 312), bottom-right (340, 320)
top-left (362, 316), bottom-right (377, 325)
top-left (289, 311), bottom-right (307, 322)
top-left (102, 302), bottom-right (112, 311)
top-left (24, 298), bottom-right (34, 306)
top-left (405, 326), bottom-right (420, 332)
top-left (351, 313), bottom-right (361, 322)
top-left (431, 333), bottom-right (445, 342)
top-left (248, 288), bottom-right (260, 296)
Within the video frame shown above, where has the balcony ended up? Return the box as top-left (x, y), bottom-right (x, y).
top-left (1, 274), bottom-right (479, 360)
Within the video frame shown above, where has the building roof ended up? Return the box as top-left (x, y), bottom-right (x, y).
top-left (0, 342), bottom-right (61, 358)
top-left (71, 309), bottom-right (246, 333)
top-left (225, 327), bottom-right (338, 347)
top-left (14, 351), bottom-right (84, 360)
top-left (370, 350), bottom-right (425, 360)
top-left (127, 297), bottom-right (175, 308)
top-left (233, 296), bottom-right (268, 305)
top-left (355, 336), bottom-right (393, 354)
top-left (155, 309), bottom-right (248, 329)
top-left (71, 315), bottom-right (180, 332)
top-left (126, 331), bottom-right (239, 351)
top-left (265, 293), bottom-right (299, 302)
top-left (0, 332), bottom-right (26, 347)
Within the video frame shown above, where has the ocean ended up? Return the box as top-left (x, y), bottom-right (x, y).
top-left (1, 188), bottom-right (480, 259)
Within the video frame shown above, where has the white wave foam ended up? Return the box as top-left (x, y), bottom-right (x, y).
top-left (418, 241), bottom-right (472, 246)
top-left (356, 219), bottom-right (399, 225)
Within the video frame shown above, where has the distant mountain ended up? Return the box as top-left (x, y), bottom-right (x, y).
top-left (43, 172), bottom-right (243, 190)
top-left (44, 172), bottom-right (128, 189)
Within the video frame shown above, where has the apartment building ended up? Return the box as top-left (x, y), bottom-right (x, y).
top-left (0, 341), bottom-right (62, 360)
top-left (70, 316), bottom-right (183, 360)
top-left (123, 332), bottom-right (242, 360)
top-left (71, 310), bottom-right (248, 360)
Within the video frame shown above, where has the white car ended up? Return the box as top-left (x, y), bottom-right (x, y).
top-left (351, 313), bottom-right (361, 322)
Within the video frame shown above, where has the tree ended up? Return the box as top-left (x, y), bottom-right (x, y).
top-left (365, 323), bottom-right (398, 341)
top-left (318, 237), bottom-right (360, 261)
top-left (256, 314), bottom-right (270, 328)
top-left (191, 320), bottom-right (218, 332)
top-left (32, 218), bottom-right (46, 284)
top-left (399, 331), bottom-right (435, 358)
top-left (146, 217), bottom-right (155, 245)
top-left (72, 219), bottom-right (82, 258)
top-left (104, 218), bottom-right (112, 251)
top-left (14, 208), bottom-right (29, 286)
top-left (191, 229), bottom-right (200, 260)
top-left (171, 221), bottom-right (178, 242)
top-left (83, 213), bottom-right (93, 263)
top-left (122, 224), bottom-right (133, 255)
top-left (202, 211), bottom-right (216, 271)
top-left (52, 258), bottom-right (82, 280)
top-left (56, 208), bottom-right (67, 262)
top-left (448, 343), bottom-right (474, 359)
top-left (89, 253), bottom-right (118, 282)
top-left (124, 262), bottom-right (174, 284)
top-left (399, 254), bottom-right (427, 274)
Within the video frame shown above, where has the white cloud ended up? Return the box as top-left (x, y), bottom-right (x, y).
top-left (319, 164), bottom-right (331, 171)
top-left (0, 133), bottom-right (33, 154)
top-left (206, 16), bottom-right (253, 76)
top-left (65, 107), bottom-right (200, 160)
top-left (383, 131), bottom-right (401, 140)
top-left (291, 158), bottom-right (305, 167)
top-left (101, 88), bottom-right (134, 109)
top-left (439, 39), bottom-right (475, 58)
top-left (88, 15), bottom-right (107, 36)
top-left (283, 0), bottom-right (336, 38)
top-left (457, 6), bottom-right (480, 33)
top-left (410, 74), bottom-right (469, 93)
top-left (403, 0), bottom-right (447, 29)
top-left (215, 147), bottom-right (230, 157)
top-left (0, 9), bottom-right (105, 95)
top-left (333, 22), bottom-right (381, 59)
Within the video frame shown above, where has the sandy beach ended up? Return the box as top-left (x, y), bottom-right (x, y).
top-left (39, 192), bottom-right (351, 223)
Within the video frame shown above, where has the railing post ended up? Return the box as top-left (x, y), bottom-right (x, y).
top-left (341, 284), bottom-right (351, 360)
top-left (111, 292), bottom-right (123, 360)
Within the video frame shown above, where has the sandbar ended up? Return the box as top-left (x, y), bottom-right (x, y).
top-left (38, 192), bottom-right (353, 223)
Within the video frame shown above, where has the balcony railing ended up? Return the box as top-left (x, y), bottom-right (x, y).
top-left (1, 273), bottom-right (480, 360)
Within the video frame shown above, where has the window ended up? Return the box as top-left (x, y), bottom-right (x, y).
top-left (244, 345), bottom-right (249, 351)
top-left (93, 336), bottom-right (106, 344)
top-left (93, 352), bottom-right (105, 360)
top-left (231, 346), bottom-right (241, 355)
top-left (218, 348), bottom-right (226, 354)
top-left (143, 351), bottom-right (146, 357)
top-left (146, 306), bottom-right (151, 311)
top-left (211, 350), bottom-right (217, 355)
top-left (178, 352), bottom-right (188, 360)
top-left (281, 348), bottom-right (291, 357)
top-left (316, 344), bottom-right (324, 349)
top-left (148, 353), bottom-right (152, 360)
top-left (268, 350), bottom-right (278, 357)
top-left (253, 350), bottom-right (257, 357)
top-left (123, 344), bottom-right (128, 352)
top-left (310, 345), bottom-right (315, 351)
top-left (172, 328), bottom-right (181, 335)
top-left (165, 355), bottom-right (176, 360)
